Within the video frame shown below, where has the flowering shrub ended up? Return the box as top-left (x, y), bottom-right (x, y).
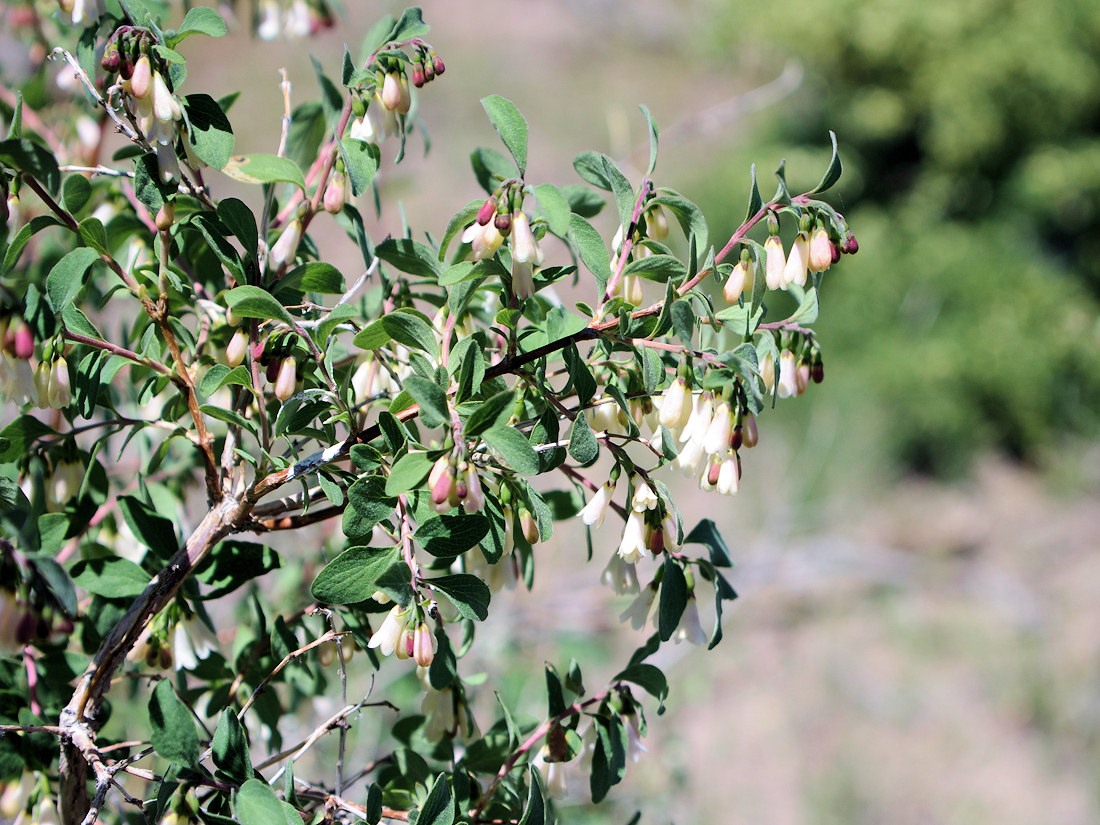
top-left (0, 3), bottom-right (857, 824)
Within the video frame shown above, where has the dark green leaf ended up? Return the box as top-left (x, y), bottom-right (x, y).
top-left (62, 175), bottom-right (91, 215)
top-left (380, 309), bottom-right (440, 358)
top-left (376, 238), bottom-right (443, 280)
top-left (343, 476), bottom-right (397, 538)
top-left (77, 216), bottom-right (108, 255)
top-left (568, 414), bottom-right (599, 464)
top-left (670, 299), bottom-right (694, 346)
top-left (811, 130), bottom-right (842, 194)
top-left (0, 415), bottom-right (54, 461)
top-left (175, 6), bottom-right (227, 40)
top-left (545, 664), bottom-right (566, 716)
top-left (149, 679), bottom-right (200, 767)
top-left (225, 285), bottom-right (295, 325)
top-left (684, 518), bottom-right (731, 567)
top-left (403, 375), bottom-right (448, 425)
top-left (427, 574), bottom-right (490, 621)
top-left (481, 95), bottom-right (528, 176)
top-left (339, 137), bottom-right (379, 197)
top-left (612, 663), bottom-right (668, 713)
top-left (533, 183), bottom-right (571, 237)
top-left (4, 215), bottom-right (62, 274)
top-left (657, 558), bottom-right (687, 642)
top-left (61, 303), bottom-right (103, 341)
top-left (568, 214), bottom-right (611, 295)
top-left (573, 151), bottom-right (612, 190)
top-left (185, 94), bottom-right (234, 170)
top-left (118, 495), bottom-right (178, 560)
top-left (653, 190), bottom-right (708, 264)
top-left (463, 390), bottom-right (514, 438)
top-left (416, 513), bottom-right (490, 558)
top-left (518, 766), bottom-right (546, 825)
top-left (470, 147), bottom-right (515, 195)
top-left (418, 773), bottom-right (454, 825)
top-left (745, 163), bottom-right (763, 223)
top-left (216, 198), bottom-right (258, 260)
top-left (602, 155), bottom-right (635, 237)
top-left (194, 541), bottom-right (281, 599)
top-left (482, 425), bottom-right (539, 476)
top-left (390, 7), bottom-right (430, 42)
top-left (212, 709), bottom-right (251, 783)
top-left (279, 262), bottom-right (345, 294)
top-left (46, 248), bottom-right (99, 313)
top-left (310, 546), bottom-right (400, 605)
top-left (0, 138), bottom-right (60, 194)
top-left (622, 254), bottom-right (687, 283)
top-left (70, 557), bottom-right (150, 598)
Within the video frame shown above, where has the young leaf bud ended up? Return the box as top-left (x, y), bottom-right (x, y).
top-left (413, 623), bottom-right (435, 668)
top-left (155, 202), bottom-right (175, 230)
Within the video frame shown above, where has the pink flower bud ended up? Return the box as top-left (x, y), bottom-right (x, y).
top-left (808, 226), bottom-right (833, 273)
top-left (843, 230), bottom-right (858, 254)
top-left (411, 65), bottom-right (426, 88)
top-left (432, 55), bottom-right (445, 75)
top-left (381, 72), bottom-right (402, 111)
top-left (323, 174), bottom-right (346, 214)
top-left (13, 325), bottom-right (33, 359)
top-left (742, 413), bottom-right (759, 448)
top-left (430, 461), bottom-right (456, 512)
top-left (129, 55), bottom-right (152, 100)
top-left (413, 623), bottom-right (435, 668)
top-left (796, 361), bottom-right (810, 395)
top-left (274, 356), bottom-right (297, 401)
top-left (764, 236), bottom-right (785, 290)
top-left (477, 197), bottom-right (497, 226)
top-left (520, 510), bottom-right (539, 544)
top-left (226, 329), bottom-right (248, 367)
top-left (777, 349), bottom-right (798, 398)
top-left (462, 464), bottom-right (485, 513)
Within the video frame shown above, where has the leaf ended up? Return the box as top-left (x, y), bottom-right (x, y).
top-left (418, 773), bottom-right (454, 825)
top-left (343, 476), bottom-right (397, 538)
top-left (568, 414), bottom-right (599, 464)
top-left (279, 262), bottom-right (345, 294)
top-left (185, 94), bottom-right (235, 170)
top-left (657, 558), bottom-right (688, 642)
top-left (338, 137), bottom-right (379, 197)
top-left (684, 518), bottom-right (732, 567)
top-left (234, 780), bottom-right (285, 825)
top-left (224, 285), bottom-right (295, 326)
top-left (568, 214), bottom-right (611, 295)
top-left (381, 309), bottom-right (440, 358)
top-left (70, 557), bottom-right (150, 599)
top-left (482, 426), bottom-right (539, 476)
top-left (375, 237), bottom-right (443, 280)
top-left (149, 679), bottom-right (200, 767)
top-left (212, 709), bottom-right (251, 784)
top-left (573, 151), bottom-right (612, 190)
top-left (438, 199), bottom-right (481, 261)
top-left (470, 147), bottom-right (515, 195)
top-left (0, 415), bottom-right (54, 461)
top-left (0, 138), bottom-right (60, 194)
top-left (518, 765), bottom-right (546, 825)
top-left (62, 175), bottom-right (91, 215)
top-left (77, 217), bottom-right (108, 255)
top-left (385, 450), bottom-right (435, 496)
top-left (652, 190), bottom-right (708, 264)
top-left (198, 364), bottom-right (251, 397)
top-left (403, 375), bottom-right (448, 425)
top-left (416, 513), bottom-right (490, 558)
top-left (216, 197), bottom-right (258, 260)
top-left (602, 155), bottom-right (635, 237)
top-left (786, 282), bottom-right (819, 325)
top-left (118, 495), bottom-right (178, 561)
top-left (811, 130), bottom-right (842, 194)
top-left (463, 390), bottom-right (514, 438)
top-left (670, 299), bottom-right (694, 346)
top-left (222, 154), bottom-right (305, 191)
top-left (612, 663), bottom-right (668, 713)
top-left (622, 253), bottom-right (687, 283)
top-left (639, 104), bottom-right (659, 176)
top-left (310, 546), bottom-right (400, 605)
top-left (427, 574), bottom-right (491, 621)
top-left (533, 183), bottom-right (571, 237)
top-left (481, 95), bottom-right (528, 176)
top-left (175, 6), bottom-right (227, 41)
top-left (194, 541), bottom-right (281, 599)
top-left (46, 248), bottom-right (99, 313)
top-left (390, 6), bottom-right (430, 42)
top-left (4, 215), bottom-right (62, 274)
top-left (744, 163), bottom-right (763, 223)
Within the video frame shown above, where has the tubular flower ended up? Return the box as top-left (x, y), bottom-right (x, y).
top-left (658, 376), bottom-right (691, 433)
top-left (716, 450), bottom-right (741, 496)
top-left (274, 356), bottom-right (297, 402)
top-left (672, 593), bottom-right (708, 645)
top-left (702, 399), bottom-right (733, 457)
top-left (461, 463), bottom-right (485, 514)
top-left (777, 349), bottom-right (798, 398)
top-left (368, 605), bottom-right (410, 657)
top-left (764, 236), bottom-right (785, 290)
top-left (510, 212), bottom-right (541, 264)
top-left (48, 357), bottom-right (71, 408)
top-left (512, 259), bottom-right (536, 301)
top-left (601, 552), bottom-right (640, 595)
top-left (759, 352), bottom-right (776, 390)
top-left (270, 219), bottom-right (301, 268)
top-left (412, 623), bottom-right (436, 668)
top-left (783, 230), bottom-right (810, 289)
top-left (578, 482), bottom-right (614, 528)
top-left (617, 509), bottom-right (648, 564)
top-left (724, 259), bottom-right (748, 303)
top-left (630, 478), bottom-right (659, 512)
top-left (381, 72), bottom-right (403, 111)
top-left (678, 390), bottom-right (714, 445)
top-left (461, 221), bottom-right (504, 261)
top-left (620, 581), bottom-right (658, 630)
top-left (349, 113), bottom-right (376, 143)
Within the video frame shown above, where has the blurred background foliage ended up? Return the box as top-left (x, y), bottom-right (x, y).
top-left (693, 0), bottom-right (1100, 475)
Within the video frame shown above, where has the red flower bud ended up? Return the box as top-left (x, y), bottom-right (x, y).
top-left (477, 197), bottom-right (497, 226)
top-left (13, 324), bottom-right (33, 359)
top-left (432, 56), bottom-right (445, 75)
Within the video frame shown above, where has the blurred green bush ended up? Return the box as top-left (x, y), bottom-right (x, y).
top-left (695, 0), bottom-right (1100, 474)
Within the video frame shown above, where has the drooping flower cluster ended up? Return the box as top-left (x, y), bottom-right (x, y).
top-left (368, 602), bottom-right (437, 668)
top-left (462, 184), bottom-right (546, 300)
top-left (256, 0), bottom-right (334, 40)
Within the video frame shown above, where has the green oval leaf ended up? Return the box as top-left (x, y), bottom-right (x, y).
top-left (482, 425), bottom-right (539, 476)
top-left (149, 679), bottom-right (200, 767)
top-left (427, 573), bottom-right (491, 621)
top-left (222, 153), bottom-right (305, 191)
top-left (481, 95), bottom-right (528, 176)
top-left (310, 546), bottom-right (400, 605)
top-left (225, 285), bottom-right (295, 325)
